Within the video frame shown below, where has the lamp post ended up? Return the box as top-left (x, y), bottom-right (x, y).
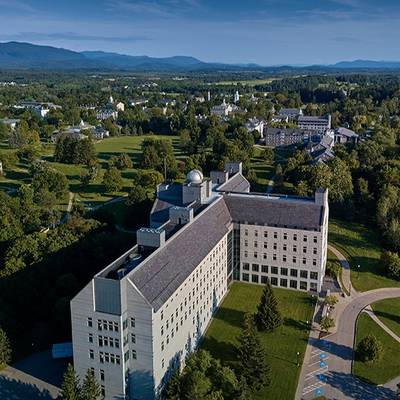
top-left (357, 264), bottom-right (360, 279)
top-left (296, 351), bottom-right (300, 367)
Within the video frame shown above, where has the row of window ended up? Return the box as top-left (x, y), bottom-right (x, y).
top-left (244, 229), bottom-right (318, 243)
top-left (242, 263), bottom-right (318, 280)
top-left (241, 274), bottom-right (317, 291)
top-left (243, 251), bottom-right (318, 265)
top-left (244, 241), bottom-right (318, 254)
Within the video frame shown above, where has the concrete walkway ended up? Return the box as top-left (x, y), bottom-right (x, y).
top-left (328, 244), bottom-right (354, 296)
top-left (363, 305), bottom-right (400, 344)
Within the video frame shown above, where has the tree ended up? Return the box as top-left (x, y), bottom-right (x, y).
top-left (320, 316), bottom-right (335, 332)
top-left (237, 313), bottom-right (270, 391)
top-left (0, 326), bottom-right (12, 366)
top-left (0, 121), bottom-right (9, 140)
top-left (102, 167), bottom-right (123, 193)
top-left (31, 163), bottom-right (68, 200)
top-left (381, 251), bottom-right (400, 280)
top-left (81, 368), bottom-right (101, 400)
top-left (357, 334), bottom-right (383, 362)
top-left (262, 147), bottom-right (274, 164)
top-left (110, 153), bottom-right (133, 170)
top-left (60, 363), bottom-right (80, 400)
top-left (254, 281), bottom-right (282, 331)
top-left (324, 295), bottom-right (338, 309)
top-left (127, 184), bottom-right (147, 206)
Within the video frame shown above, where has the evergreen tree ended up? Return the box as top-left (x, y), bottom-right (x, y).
top-left (238, 313), bottom-right (270, 392)
top-left (0, 326), bottom-right (11, 366)
top-left (255, 280), bottom-right (282, 331)
top-left (60, 363), bottom-right (81, 400)
top-left (81, 368), bottom-right (101, 400)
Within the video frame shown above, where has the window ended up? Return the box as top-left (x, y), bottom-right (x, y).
top-left (273, 254), bottom-right (277, 261)
top-left (273, 243), bottom-right (277, 250)
top-left (303, 246), bottom-right (307, 254)
top-left (131, 333), bottom-right (136, 344)
top-left (132, 350), bottom-right (137, 359)
top-left (254, 230), bottom-right (258, 237)
top-left (313, 259), bottom-right (317, 266)
top-left (313, 236), bottom-right (318, 244)
top-left (274, 232), bottom-right (278, 239)
top-left (313, 248), bottom-right (317, 255)
top-left (97, 320), bottom-right (102, 331)
top-left (280, 267), bottom-right (288, 276)
top-left (254, 241), bottom-right (258, 248)
top-left (290, 280), bottom-right (298, 289)
top-left (290, 269), bottom-right (298, 277)
top-left (271, 266), bottom-right (278, 274)
top-left (293, 234), bottom-right (297, 241)
top-left (263, 242), bottom-right (268, 249)
top-left (123, 319), bottom-right (128, 330)
top-left (283, 233), bottom-right (288, 240)
top-left (303, 235), bottom-right (308, 242)
top-left (98, 336), bottom-right (103, 347)
top-left (302, 258), bottom-right (307, 265)
top-left (293, 245), bottom-right (297, 252)
top-left (282, 255), bottom-right (287, 262)
top-left (262, 265), bottom-right (268, 273)
top-left (242, 273), bottom-right (249, 282)
top-left (283, 244), bottom-right (287, 251)
top-left (310, 272), bottom-right (318, 280)
top-left (130, 317), bottom-right (136, 328)
top-left (292, 256), bottom-right (297, 264)
top-left (252, 264), bottom-right (259, 272)
top-left (280, 278), bottom-right (288, 287)
top-left (300, 270), bottom-right (308, 279)
top-left (300, 281), bottom-right (307, 290)
top-left (263, 253), bottom-right (267, 260)
top-left (162, 359), bottom-right (165, 369)
top-left (101, 385), bottom-right (105, 397)
top-left (244, 229), bottom-right (248, 236)
top-left (243, 263), bottom-right (249, 271)
top-left (244, 239), bottom-right (248, 247)
top-left (264, 231), bottom-right (268, 238)
top-left (113, 322), bottom-right (119, 332)
top-left (244, 251), bottom-right (248, 258)
top-left (124, 351), bottom-right (129, 362)
top-left (99, 352), bottom-right (104, 363)
top-left (87, 317), bottom-right (93, 328)
top-left (261, 276), bottom-right (268, 284)
top-left (310, 282), bottom-right (317, 291)
top-left (100, 370), bottom-right (104, 382)
top-left (252, 275), bottom-right (259, 284)
top-left (271, 277), bottom-right (278, 286)
top-left (253, 252), bottom-right (258, 258)
top-left (88, 333), bottom-right (93, 343)
top-left (161, 341), bottom-right (164, 351)
top-left (161, 311), bottom-right (163, 321)
top-left (89, 349), bottom-right (94, 359)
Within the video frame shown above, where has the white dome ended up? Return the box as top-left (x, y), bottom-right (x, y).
top-left (186, 169), bottom-right (203, 184)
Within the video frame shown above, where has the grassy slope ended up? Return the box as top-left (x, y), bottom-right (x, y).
top-left (327, 248), bottom-right (349, 295)
top-left (201, 282), bottom-right (315, 400)
top-left (372, 297), bottom-right (400, 338)
top-left (328, 219), bottom-right (400, 292)
top-left (353, 313), bottom-right (400, 385)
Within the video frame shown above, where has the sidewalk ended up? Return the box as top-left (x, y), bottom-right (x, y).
top-left (363, 305), bottom-right (400, 344)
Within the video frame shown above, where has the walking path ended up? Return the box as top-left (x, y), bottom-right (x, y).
top-left (266, 175), bottom-right (275, 193)
top-left (363, 305), bottom-right (400, 344)
top-left (296, 244), bottom-right (400, 400)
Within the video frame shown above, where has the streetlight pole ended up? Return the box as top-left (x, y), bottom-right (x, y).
top-left (296, 351), bottom-right (300, 367)
top-left (357, 264), bottom-right (360, 279)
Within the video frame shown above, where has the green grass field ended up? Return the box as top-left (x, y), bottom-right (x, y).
top-left (372, 297), bottom-right (400, 338)
top-left (353, 313), bottom-right (400, 385)
top-left (201, 282), bottom-right (315, 400)
top-left (1, 135), bottom-right (181, 207)
top-left (328, 219), bottom-right (400, 292)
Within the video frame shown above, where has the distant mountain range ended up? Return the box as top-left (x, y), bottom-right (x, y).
top-left (1, 41), bottom-right (400, 71)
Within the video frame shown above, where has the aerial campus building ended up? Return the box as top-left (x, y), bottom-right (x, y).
top-left (71, 162), bottom-right (329, 400)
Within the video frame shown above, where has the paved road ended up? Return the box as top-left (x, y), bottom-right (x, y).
top-left (297, 288), bottom-right (400, 400)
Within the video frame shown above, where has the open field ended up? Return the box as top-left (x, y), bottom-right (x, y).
top-left (353, 312), bottom-right (400, 385)
top-left (202, 282), bottom-right (315, 400)
top-left (328, 219), bottom-right (400, 292)
top-left (372, 297), bottom-right (400, 338)
top-left (0, 135), bottom-right (181, 207)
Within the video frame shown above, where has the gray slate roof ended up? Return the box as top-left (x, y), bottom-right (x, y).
top-left (217, 173), bottom-right (250, 193)
top-left (223, 193), bottom-right (324, 231)
top-left (130, 197), bottom-right (232, 311)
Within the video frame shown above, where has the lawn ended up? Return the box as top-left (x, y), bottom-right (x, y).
top-left (328, 219), bottom-right (400, 292)
top-left (201, 282), bottom-right (316, 400)
top-left (353, 313), bottom-right (400, 385)
top-left (1, 134), bottom-right (182, 207)
top-left (372, 297), bottom-right (400, 338)
top-left (249, 147), bottom-right (275, 192)
top-left (327, 248), bottom-right (349, 295)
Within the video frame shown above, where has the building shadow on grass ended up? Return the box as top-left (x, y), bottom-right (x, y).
top-left (284, 317), bottom-right (311, 332)
top-left (201, 336), bottom-right (238, 365)
top-left (326, 371), bottom-right (396, 400)
top-left (0, 376), bottom-right (55, 400)
top-left (212, 307), bottom-right (246, 328)
top-left (373, 310), bottom-right (400, 327)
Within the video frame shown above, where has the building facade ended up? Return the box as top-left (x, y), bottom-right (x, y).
top-left (71, 163), bottom-right (329, 400)
top-left (298, 115), bottom-right (331, 133)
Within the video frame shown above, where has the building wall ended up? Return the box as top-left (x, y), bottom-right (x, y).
top-left (238, 222), bottom-right (327, 292)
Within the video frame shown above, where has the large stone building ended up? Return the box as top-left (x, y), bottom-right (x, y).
top-left (71, 162), bottom-right (329, 400)
top-left (264, 127), bottom-right (313, 147)
top-left (298, 115), bottom-right (331, 133)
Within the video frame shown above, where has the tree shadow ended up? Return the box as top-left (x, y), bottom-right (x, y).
top-left (327, 370), bottom-right (396, 400)
top-left (201, 336), bottom-right (239, 366)
top-left (212, 306), bottom-right (246, 329)
top-left (284, 317), bottom-right (311, 332)
top-left (0, 375), bottom-right (55, 400)
top-left (310, 337), bottom-right (354, 361)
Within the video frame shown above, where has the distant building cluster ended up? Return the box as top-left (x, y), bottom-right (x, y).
top-left (14, 101), bottom-right (62, 118)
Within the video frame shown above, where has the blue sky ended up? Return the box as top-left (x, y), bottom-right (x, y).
top-left (0, 0), bottom-right (400, 65)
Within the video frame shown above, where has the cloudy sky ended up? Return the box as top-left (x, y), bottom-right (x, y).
top-left (0, 0), bottom-right (400, 65)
